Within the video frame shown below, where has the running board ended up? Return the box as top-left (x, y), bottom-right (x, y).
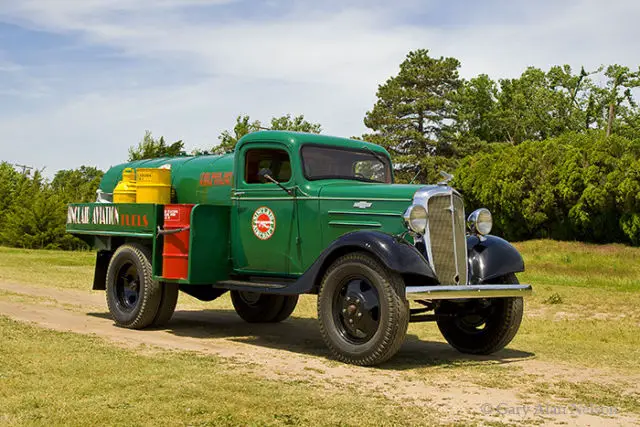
top-left (216, 280), bottom-right (288, 290)
top-left (405, 284), bottom-right (532, 300)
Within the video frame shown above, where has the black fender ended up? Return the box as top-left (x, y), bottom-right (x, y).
top-left (291, 231), bottom-right (436, 294)
top-left (467, 235), bottom-right (524, 283)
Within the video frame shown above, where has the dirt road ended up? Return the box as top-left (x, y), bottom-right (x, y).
top-left (0, 281), bottom-right (636, 426)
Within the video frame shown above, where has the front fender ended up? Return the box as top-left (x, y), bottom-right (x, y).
top-left (293, 231), bottom-right (436, 294)
top-left (467, 235), bottom-right (524, 283)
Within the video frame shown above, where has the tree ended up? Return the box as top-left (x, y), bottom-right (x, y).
top-left (214, 115), bottom-right (262, 154)
top-left (0, 162), bottom-right (27, 231)
top-left (363, 49), bottom-right (462, 182)
top-left (455, 131), bottom-right (640, 245)
top-left (214, 114), bottom-right (322, 154)
top-left (491, 66), bottom-right (589, 144)
top-left (51, 166), bottom-right (104, 203)
top-left (453, 74), bottom-right (501, 143)
top-left (269, 114), bottom-right (322, 134)
top-left (589, 65), bottom-right (640, 136)
top-left (128, 131), bottom-right (185, 161)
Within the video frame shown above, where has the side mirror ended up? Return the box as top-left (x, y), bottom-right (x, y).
top-left (257, 168), bottom-right (273, 183)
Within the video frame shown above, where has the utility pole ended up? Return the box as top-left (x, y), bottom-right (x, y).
top-left (12, 163), bottom-right (34, 175)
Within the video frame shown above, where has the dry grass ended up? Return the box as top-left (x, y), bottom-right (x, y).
top-left (0, 316), bottom-right (438, 426)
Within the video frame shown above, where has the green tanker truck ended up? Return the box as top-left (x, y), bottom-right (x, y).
top-left (67, 131), bottom-right (532, 366)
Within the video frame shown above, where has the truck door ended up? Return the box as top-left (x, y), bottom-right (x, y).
top-left (231, 144), bottom-right (298, 275)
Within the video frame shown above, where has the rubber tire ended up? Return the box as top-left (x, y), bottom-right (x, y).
top-left (317, 252), bottom-right (409, 366)
top-left (436, 273), bottom-right (524, 355)
top-left (231, 291), bottom-right (295, 323)
top-left (152, 283), bottom-right (179, 327)
top-left (106, 244), bottom-right (162, 329)
top-left (270, 295), bottom-right (299, 323)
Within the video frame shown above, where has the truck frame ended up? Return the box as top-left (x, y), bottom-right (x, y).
top-left (67, 131), bottom-right (532, 366)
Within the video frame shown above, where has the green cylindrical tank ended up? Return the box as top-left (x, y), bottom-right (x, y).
top-left (100, 153), bottom-right (235, 206)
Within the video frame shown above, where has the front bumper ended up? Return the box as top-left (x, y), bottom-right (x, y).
top-left (405, 284), bottom-right (532, 300)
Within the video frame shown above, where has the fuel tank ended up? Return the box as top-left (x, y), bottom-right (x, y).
top-left (99, 154), bottom-right (235, 206)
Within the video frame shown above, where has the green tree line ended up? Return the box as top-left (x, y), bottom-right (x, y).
top-left (1, 50), bottom-right (639, 248)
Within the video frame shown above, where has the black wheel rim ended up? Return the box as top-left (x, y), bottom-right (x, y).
top-left (238, 291), bottom-right (261, 306)
top-left (115, 261), bottom-right (140, 313)
top-left (333, 276), bottom-right (381, 344)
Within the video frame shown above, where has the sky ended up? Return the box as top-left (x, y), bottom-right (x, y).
top-left (0, 0), bottom-right (638, 175)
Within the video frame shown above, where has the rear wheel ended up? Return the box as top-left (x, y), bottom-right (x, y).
top-left (106, 244), bottom-right (162, 329)
top-left (317, 252), bottom-right (409, 366)
top-left (231, 291), bottom-right (298, 323)
top-left (152, 283), bottom-right (179, 327)
top-left (270, 295), bottom-right (299, 323)
top-left (436, 273), bottom-right (524, 355)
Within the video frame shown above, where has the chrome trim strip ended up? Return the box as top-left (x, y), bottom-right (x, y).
top-left (328, 210), bottom-right (402, 217)
top-left (231, 197), bottom-right (297, 200)
top-left (412, 186), bottom-right (460, 206)
top-left (232, 196), bottom-right (412, 201)
top-left (448, 193), bottom-right (461, 284)
top-left (415, 186), bottom-right (455, 275)
top-left (405, 284), bottom-right (532, 300)
top-left (316, 197), bottom-right (412, 201)
top-left (328, 220), bottom-right (382, 227)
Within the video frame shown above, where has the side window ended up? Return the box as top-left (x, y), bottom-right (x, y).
top-left (353, 160), bottom-right (387, 182)
top-left (244, 148), bottom-right (292, 184)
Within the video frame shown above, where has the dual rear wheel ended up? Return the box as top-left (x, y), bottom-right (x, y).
top-left (106, 243), bottom-right (178, 329)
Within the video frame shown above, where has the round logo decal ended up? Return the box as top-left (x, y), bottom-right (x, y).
top-left (252, 206), bottom-right (276, 240)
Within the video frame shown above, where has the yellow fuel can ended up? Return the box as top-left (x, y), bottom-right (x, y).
top-left (113, 168), bottom-right (137, 203)
top-left (136, 168), bottom-right (171, 204)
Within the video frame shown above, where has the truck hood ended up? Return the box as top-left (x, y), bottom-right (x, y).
top-left (316, 182), bottom-right (433, 239)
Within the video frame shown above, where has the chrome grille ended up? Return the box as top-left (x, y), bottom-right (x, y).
top-left (426, 193), bottom-right (467, 285)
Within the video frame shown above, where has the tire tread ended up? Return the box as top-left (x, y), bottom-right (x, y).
top-left (106, 243), bottom-right (162, 329)
top-left (317, 252), bottom-right (408, 366)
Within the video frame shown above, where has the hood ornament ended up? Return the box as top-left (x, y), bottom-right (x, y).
top-left (437, 171), bottom-right (453, 186)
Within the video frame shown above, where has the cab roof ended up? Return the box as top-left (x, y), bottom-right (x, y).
top-left (237, 131), bottom-right (390, 157)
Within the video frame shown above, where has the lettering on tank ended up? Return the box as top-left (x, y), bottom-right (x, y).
top-left (200, 172), bottom-right (233, 186)
top-left (67, 205), bottom-right (151, 228)
top-left (67, 205), bottom-right (120, 225)
top-left (120, 214), bottom-right (149, 227)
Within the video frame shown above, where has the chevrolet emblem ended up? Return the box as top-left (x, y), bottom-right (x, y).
top-left (353, 201), bottom-right (372, 209)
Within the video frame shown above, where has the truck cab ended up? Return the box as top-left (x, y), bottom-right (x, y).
top-left (67, 131), bottom-right (532, 366)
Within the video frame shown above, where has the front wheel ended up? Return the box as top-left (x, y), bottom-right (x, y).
top-left (317, 252), bottom-right (409, 366)
top-left (436, 273), bottom-right (524, 355)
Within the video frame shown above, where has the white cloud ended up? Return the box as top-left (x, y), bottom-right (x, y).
top-left (0, 0), bottom-right (638, 173)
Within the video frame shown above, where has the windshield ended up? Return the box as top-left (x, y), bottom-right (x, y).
top-left (301, 145), bottom-right (392, 183)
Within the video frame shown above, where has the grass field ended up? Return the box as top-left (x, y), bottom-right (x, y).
top-left (1, 240), bottom-right (639, 425)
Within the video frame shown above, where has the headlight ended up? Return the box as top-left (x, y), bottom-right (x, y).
top-left (403, 204), bottom-right (427, 234)
top-left (467, 208), bottom-right (492, 235)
